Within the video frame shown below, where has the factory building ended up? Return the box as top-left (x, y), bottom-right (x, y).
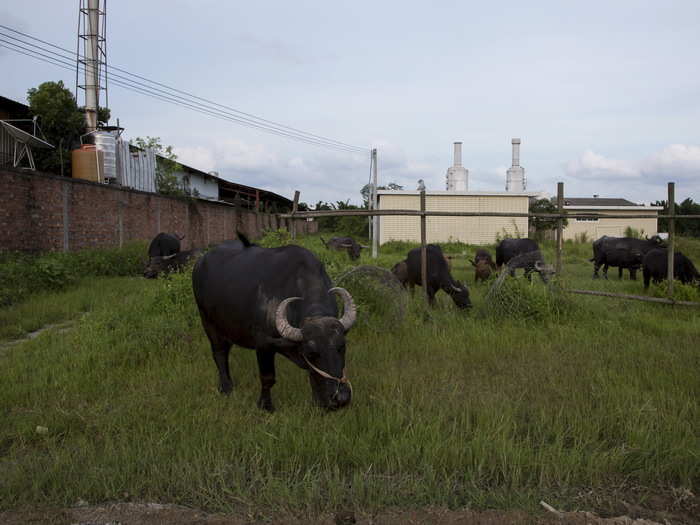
top-left (378, 139), bottom-right (537, 245)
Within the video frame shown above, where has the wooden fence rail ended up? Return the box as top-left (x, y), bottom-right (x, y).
top-left (278, 182), bottom-right (699, 303)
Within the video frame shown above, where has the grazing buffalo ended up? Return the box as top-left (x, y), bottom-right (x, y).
top-left (148, 232), bottom-right (184, 257)
top-left (144, 249), bottom-right (202, 279)
top-left (642, 248), bottom-right (700, 289)
top-left (591, 235), bottom-right (664, 280)
top-left (192, 234), bottom-right (357, 412)
top-left (495, 238), bottom-right (540, 269)
top-left (469, 249), bottom-right (496, 283)
top-left (405, 245), bottom-right (471, 308)
top-left (391, 260), bottom-right (409, 288)
top-left (320, 236), bottom-right (367, 261)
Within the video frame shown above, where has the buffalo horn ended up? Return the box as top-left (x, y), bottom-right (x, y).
top-left (275, 297), bottom-right (303, 342)
top-left (329, 287), bottom-right (357, 332)
top-left (534, 260), bottom-right (543, 270)
top-left (162, 253), bottom-right (178, 260)
top-left (450, 283), bottom-right (463, 292)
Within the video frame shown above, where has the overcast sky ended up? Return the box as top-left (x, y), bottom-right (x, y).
top-left (2, 1), bottom-right (699, 205)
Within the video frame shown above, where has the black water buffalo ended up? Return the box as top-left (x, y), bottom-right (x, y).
top-left (144, 249), bottom-right (202, 279)
top-left (320, 236), bottom-right (367, 261)
top-left (591, 235), bottom-right (664, 280)
top-left (642, 248), bottom-right (700, 289)
top-left (391, 260), bottom-right (409, 287)
top-left (148, 232), bottom-right (184, 257)
top-left (405, 245), bottom-right (471, 308)
top-left (495, 238), bottom-right (540, 269)
top-left (192, 235), bottom-right (357, 412)
top-left (470, 249), bottom-right (496, 283)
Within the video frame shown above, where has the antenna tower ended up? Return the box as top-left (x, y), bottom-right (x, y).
top-left (76, 0), bottom-right (108, 132)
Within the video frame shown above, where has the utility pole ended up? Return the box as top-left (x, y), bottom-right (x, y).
top-left (371, 148), bottom-right (378, 258)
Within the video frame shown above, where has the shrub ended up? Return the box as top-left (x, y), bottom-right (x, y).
top-left (0, 242), bottom-right (147, 307)
top-left (482, 275), bottom-right (576, 322)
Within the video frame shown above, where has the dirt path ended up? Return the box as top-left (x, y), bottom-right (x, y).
top-left (1, 501), bottom-right (695, 525)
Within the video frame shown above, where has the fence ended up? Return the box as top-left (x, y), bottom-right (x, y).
top-left (279, 182), bottom-right (700, 307)
top-left (116, 139), bottom-right (157, 193)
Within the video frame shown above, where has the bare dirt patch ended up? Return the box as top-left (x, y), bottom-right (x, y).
top-left (1, 499), bottom-right (697, 525)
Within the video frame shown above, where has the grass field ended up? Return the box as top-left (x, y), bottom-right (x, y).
top-left (1, 234), bottom-right (698, 520)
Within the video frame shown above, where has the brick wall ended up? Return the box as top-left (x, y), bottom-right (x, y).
top-left (0, 169), bottom-right (316, 252)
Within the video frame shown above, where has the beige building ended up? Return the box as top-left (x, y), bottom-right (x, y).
top-left (377, 190), bottom-right (535, 245)
top-left (559, 198), bottom-right (661, 241)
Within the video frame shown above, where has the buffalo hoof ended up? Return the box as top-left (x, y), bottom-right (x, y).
top-left (592, 274), bottom-right (599, 279)
top-left (257, 397), bottom-right (275, 412)
top-left (219, 381), bottom-right (233, 395)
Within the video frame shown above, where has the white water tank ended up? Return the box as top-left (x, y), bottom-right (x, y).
top-left (93, 130), bottom-right (117, 182)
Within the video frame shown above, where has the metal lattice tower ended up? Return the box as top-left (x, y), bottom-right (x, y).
top-left (76, 0), bottom-right (108, 132)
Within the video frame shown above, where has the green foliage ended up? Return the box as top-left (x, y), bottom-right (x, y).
top-left (313, 200), bottom-right (368, 239)
top-left (646, 280), bottom-right (700, 302)
top-left (654, 198), bottom-right (700, 237)
top-left (624, 226), bottom-right (645, 239)
top-left (26, 81), bottom-right (85, 176)
top-left (258, 228), bottom-right (292, 248)
top-left (529, 198), bottom-right (567, 235)
top-left (25, 80), bottom-right (111, 176)
top-left (0, 242), bottom-right (146, 307)
top-left (130, 136), bottom-right (187, 197)
top-left (360, 181), bottom-right (404, 207)
top-left (482, 276), bottom-right (576, 321)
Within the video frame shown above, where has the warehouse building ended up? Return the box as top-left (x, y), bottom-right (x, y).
top-left (558, 197), bottom-right (661, 241)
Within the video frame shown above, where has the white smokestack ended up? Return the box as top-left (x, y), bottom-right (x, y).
top-left (506, 137), bottom-right (526, 192)
top-left (511, 138), bottom-right (520, 167)
top-left (446, 141), bottom-right (468, 191)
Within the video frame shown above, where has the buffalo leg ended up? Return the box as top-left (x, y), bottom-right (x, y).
top-left (602, 264), bottom-right (609, 280)
top-left (629, 268), bottom-right (637, 280)
top-left (256, 349), bottom-right (277, 412)
top-left (211, 341), bottom-right (234, 394)
top-left (643, 269), bottom-right (651, 289)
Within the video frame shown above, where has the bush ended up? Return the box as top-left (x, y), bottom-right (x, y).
top-left (0, 242), bottom-right (147, 307)
top-left (482, 275), bottom-right (576, 322)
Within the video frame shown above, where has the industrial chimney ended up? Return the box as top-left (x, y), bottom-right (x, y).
top-left (446, 142), bottom-right (469, 191)
top-left (505, 138), bottom-right (526, 192)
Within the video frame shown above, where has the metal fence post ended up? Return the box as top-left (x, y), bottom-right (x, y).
top-left (371, 148), bottom-right (379, 258)
top-left (420, 190), bottom-right (428, 301)
top-left (291, 190), bottom-right (300, 240)
top-left (667, 182), bottom-right (675, 297)
top-left (556, 182), bottom-right (564, 275)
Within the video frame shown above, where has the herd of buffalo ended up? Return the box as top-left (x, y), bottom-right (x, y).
top-left (143, 231), bottom-right (699, 411)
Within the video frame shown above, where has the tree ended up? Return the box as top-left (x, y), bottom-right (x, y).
top-left (529, 198), bottom-right (568, 239)
top-left (27, 81), bottom-right (84, 176)
top-left (26, 80), bottom-right (112, 176)
top-left (130, 136), bottom-right (186, 196)
top-left (654, 198), bottom-right (700, 237)
top-left (360, 182), bottom-right (404, 208)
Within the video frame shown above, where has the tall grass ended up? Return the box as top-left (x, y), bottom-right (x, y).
top-left (0, 233), bottom-right (698, 516)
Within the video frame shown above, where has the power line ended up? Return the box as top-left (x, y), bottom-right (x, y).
top-left (0, 24), bottom-right (369, 154)
top-left (1, 40), bottom-right (368, 153)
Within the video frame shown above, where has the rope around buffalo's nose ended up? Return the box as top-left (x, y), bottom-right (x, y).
top-left (302, 355), bottom-right (353, 398)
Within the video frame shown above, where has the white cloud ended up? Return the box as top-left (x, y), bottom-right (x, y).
top-left (565, 150), bottom-right (640, 179)
top-left (566, 144), bottom-right (700, 183)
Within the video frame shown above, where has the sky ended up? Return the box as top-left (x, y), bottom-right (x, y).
top-left (2, 0), bottom-right (699, 206)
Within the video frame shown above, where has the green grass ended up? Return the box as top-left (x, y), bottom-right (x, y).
top-left (0, 234), bottom-right (698, 517)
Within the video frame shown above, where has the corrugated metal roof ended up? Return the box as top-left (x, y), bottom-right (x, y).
top-left (552, 197), bottom-right (641, 207)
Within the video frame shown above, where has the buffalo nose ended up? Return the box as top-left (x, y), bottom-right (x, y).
top-left (328, 386), bottom-right (351, 410)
